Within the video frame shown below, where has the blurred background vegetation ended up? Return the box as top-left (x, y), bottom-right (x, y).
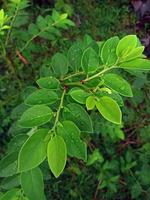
top-left (0, 0), bottom-right (150, 199)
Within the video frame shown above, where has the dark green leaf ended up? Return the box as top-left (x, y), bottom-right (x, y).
top-left (36, 76), bottom-right (60, 90)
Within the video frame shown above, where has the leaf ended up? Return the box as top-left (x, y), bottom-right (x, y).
top-left (81, 47), bottom-right (99, 74)
top-left (103, 73), bottom-right (133, 97)
top-left (95, 96), bottom-right (122, 124)
top-left (36, 76), bottom-right (60, 90)
top-left (87, 149), bottom-right (104, 166)
top-left (86, 96), bottom-right (95, 110)
top-left (18, 129), bottom-right (49, 172)
top-left (0, 175), bottom-right (20, 190)
top-left (0, 152), bottom-right (18, 177)
top-left (116, 35), bottom-right (138, 58)
top-left (101, 36), bottom-right (119, 66)
top-left (24, 89), bottom-right (58, 106)
top-left (119, 46), bottom-right (144, 62)
top-left (21, 167), bottom-right (45, 200)
top-left (0, 189), bottom-right (20, 200)
top-left (57, 121), bottom-right (87, 161)
top-left (63, 103), bottom-right (93, 132)
top-left (47, 135), bottom-right (67, 178)
top-left (69, 88), bottom-right (89, 104)
top-left (52, 53), bottom-right (68, 76)
top-left (119, 58), bottom-right (150, 70)
top-left (19, 105), bottom-right (53, 128)
top-left (67, 42), bottom-right (83, 71)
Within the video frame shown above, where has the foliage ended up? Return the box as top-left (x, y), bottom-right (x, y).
top-left (0, 1), bottom-right (150, 200)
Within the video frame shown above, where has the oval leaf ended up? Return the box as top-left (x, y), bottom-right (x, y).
top-left (57, 121), bottom-right (87, 161)
top-left (36, 76), bottom-right (60, 90)
top-left (69, 88), bottom-right (89, 104)
top-left (18, 129), bottom-right (49, 172)
top-left (52, 53), bottom-right (68, 76)
top-left (21, 167), bottom-right (45, 200)
top-left (19, 105), bottom-right (53, 128)
top-left (86, 96), bottom-right (95, 110)
top-left (103, 73), bottom-right (133, 97)
top-left (47, 135), bottom-right (67, 178)
top-left (96, 96), bottom-right (122, 124)
top-left (25, 89), bottom-right (58, 106)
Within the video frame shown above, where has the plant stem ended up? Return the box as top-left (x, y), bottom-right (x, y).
top-left (84, 66), bottom-right (117, 82)
top-left (52, 88), bottom-right (66, 131)
top-left (62, 71), bottom-right (84, 81)
top-left (65, 81), bottom-right (90, 91)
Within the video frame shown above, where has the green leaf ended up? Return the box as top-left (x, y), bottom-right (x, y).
top-left (52, 53), bottom-right (68, 76)
top-left (87, 149), bottom-right (104, 166)
top-left (19, 105), bottom-right (53, 128)
top-left (63, 103), bottom-right (93, 132)
top-left (67, 42), bottom-right (83, 71)
top-left (0, 189), bottom-right (20, 200)
top-left (24, 89), bottom-right (58, 106)
top-left (103, 73), bottom-right (133, 97)
top-left (119, 46), bottom-right (144, 62)
top-left (18, 129), bottom-right (49, 172)
top-left (0, 152), bottom-right (18, 177)
top-left (101, 36), bottom-right (119, 66)
top-left (116, 35), bottom-right (138, 58)
top-left (47, 135), bottom-right (67, 178)
top-left (95, 96), bottom-right (122, 124)
top-left (81, 47), bottom-right (99, 74)
top-left (69, 88), bottom-right (89, 104)
top-left (0, 175), bottom-right (20, 190)
top-left (57, 121), bottom-right (87, 161)
top-left (21, 167), bottom-right (45, 200)
top-left (119, 58), bottom-right (150, 70)
top-left (86, 96), bottom-right (95, 110)
top-left (36, 76), bottom-right (60, 90)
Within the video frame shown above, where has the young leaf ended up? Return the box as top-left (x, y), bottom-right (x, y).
top-left (18, 129), bottom-right (49, 172)
top-left (67, 42), bottom-right (83, 71)
top-left (63, 103), bottom-right (93, 132)
top-left (103, 73), bottom-right (133, 97)
top-left (119, 58), bottom-right (150, 70)
top-left (57, 121), bottom-right (87, 161)
top-left (101, 36), bottom-right (119, 66)
top-left (21, 167), bottom-right (45, 200)
top-left (25, 89), bottom-right (58, 106)
top-left (19, 105), bottom-right (53, 128)
top-left (52, 53), bottom-right (68, 76)
top-left (36, 76), bottom-right (60, 90)
top-left (81, 47), bottom-right (99, 74)
top-left (86, 96), bottom-right (95, 110)
top-left (69, 88), bottom-right (89, 104)
top-left (47, 135), bottom-right (67, 178)
top-left (95, 96), bottom-right (122, 124)
top-left (116, 35), bottom-right (137, 58)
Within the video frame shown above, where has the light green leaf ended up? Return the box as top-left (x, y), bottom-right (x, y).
top-left (24, 89), bottom-right (58, 106)
top-left (18, 129), bottom-right (49, 172)
top-left (96, 96), bottom-right (122, 124)
top-left (47, 135), bottom-right (67, 178)
top-left (81, 47), bottom-right (99, 74)
top-left (36, 76), bottom-right (60, 90)
top-left (116, 35), bottom-right (138, 58)
top-left (103, 73), bottom-right (133, 97)
top-left (87, 149), bottom-right (104, 166)
top-left (101, 36), bottom-right (119, 66)
top-left (21, 167), bottom-right (45, 200)
top-left (57, 121), bottom-right (87, 161)
top-left (69, 88), bottom-right (89, 104)
top-left (52, 53), bottom-right (68, 76)
top-left (119, 46), bottom-right (144, 62)
top-left (86, 96), bottom-right (95, 110)
top-left (63, 103), bottom-right (93, 132)
top-left (19, 105), bottom-right (53, 128)
top-left (0, 152), bottom-right (18, 177)
top-left (119, 58), bottom-right (150, 70)
top-left (67, 42), bottom-right (83, 71)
